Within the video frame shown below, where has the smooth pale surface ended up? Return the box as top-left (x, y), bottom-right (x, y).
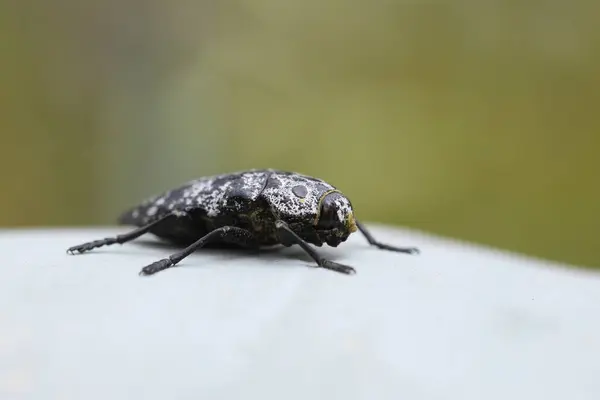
top-left (1, 225), bottom-right (599, 400)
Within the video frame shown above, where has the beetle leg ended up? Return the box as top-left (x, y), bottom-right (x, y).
top-left (66, 214), bottom-right (173, 255)
top-left (275, 220), bottom-right (356, 275)
top-left (138, 226), bottom-right (257, 276)
top-left (356, 220), bottom-right (420, 255)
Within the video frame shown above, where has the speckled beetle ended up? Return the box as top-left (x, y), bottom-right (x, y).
top-left (67, 169), bottom-right (419, 275)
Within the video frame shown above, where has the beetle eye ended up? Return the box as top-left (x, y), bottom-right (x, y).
top-left (317, 194), bottom-right (339, 230)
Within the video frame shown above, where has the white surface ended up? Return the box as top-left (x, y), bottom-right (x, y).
top-left (1, 225), bottom-right (599, 400)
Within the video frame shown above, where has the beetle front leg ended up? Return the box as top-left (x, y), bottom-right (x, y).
top-left (275, 220), bottom-right (356, 275)
top-left (356, 220), bottom-right (420, 255)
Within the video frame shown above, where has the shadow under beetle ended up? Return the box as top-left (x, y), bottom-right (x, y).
top-left (67, 169), bottom-right (419, 275)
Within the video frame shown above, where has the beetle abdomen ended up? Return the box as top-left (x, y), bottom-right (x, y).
top-left (118, 170), bottom-right (273, 226)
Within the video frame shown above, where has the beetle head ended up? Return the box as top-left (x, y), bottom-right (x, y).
top-left (264, 172), bottom-right (358, 247)
top-left (313, 190), bottom-right (357, 246)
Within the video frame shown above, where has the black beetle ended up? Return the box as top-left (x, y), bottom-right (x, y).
top-left (67, 169), bottom-right (419, 275)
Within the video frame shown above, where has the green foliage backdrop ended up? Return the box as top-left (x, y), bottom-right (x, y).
top-left (2, 2), bottom-right (599, 268)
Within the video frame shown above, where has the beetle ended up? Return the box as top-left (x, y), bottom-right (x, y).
top-left (67, 169), bottom-right (419, 275)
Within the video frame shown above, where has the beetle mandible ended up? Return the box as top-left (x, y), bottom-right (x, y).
top-left (67, 169), bottom-right (419, 275)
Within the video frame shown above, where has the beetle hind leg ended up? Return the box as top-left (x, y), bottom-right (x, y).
top-left (66, 215), bottom-right (172, 255)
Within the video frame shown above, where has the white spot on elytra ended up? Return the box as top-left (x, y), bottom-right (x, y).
top-left (172, 210), bottom-right (187, 217)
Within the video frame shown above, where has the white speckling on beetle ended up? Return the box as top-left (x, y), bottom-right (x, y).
top-left (67, 169), bottom-right (420, 276)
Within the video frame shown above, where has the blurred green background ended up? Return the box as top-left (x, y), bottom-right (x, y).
top-left (2, 1), bottom-right (598, 268)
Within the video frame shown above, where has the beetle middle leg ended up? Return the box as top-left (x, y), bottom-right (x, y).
top-left (138, 226), bottom-right (257, 276)
top-left (275, 220), bottom-right (356, 275)
top-left (356, 220), bottom-right (420, 255)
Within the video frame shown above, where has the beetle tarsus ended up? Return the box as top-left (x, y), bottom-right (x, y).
top-left (139, 258), bottom-right (173, 275)
top-left (356, 220), bottom-right (420, 256)
top-left (66, 215), bottom-right (172, 255)
top-left (67, 238), bottom-right (117, 254)
top-left (319, 259), bottom-right (356, 275)
top-left (372, 242), bottom-right (420, 255)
